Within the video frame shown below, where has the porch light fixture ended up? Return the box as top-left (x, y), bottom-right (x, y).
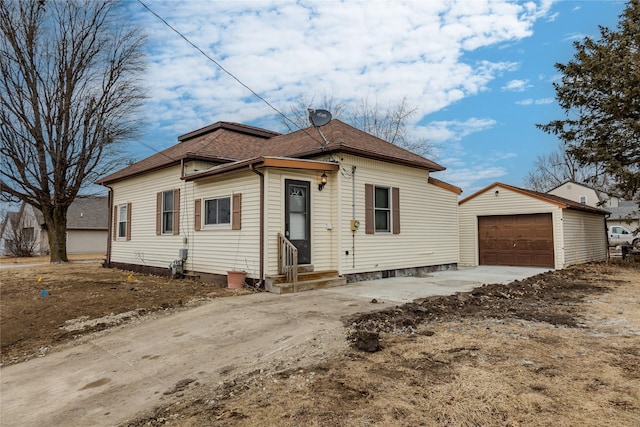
top-left (318, 172), bottom-right (328, 191)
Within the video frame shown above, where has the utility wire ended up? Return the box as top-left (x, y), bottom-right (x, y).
top-left (136, 0), bottom-right (326, 147)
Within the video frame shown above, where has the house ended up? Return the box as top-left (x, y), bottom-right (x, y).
top-left (64, 196), bottom-right (109, 254)
top-left (0, 211), bottom-right (20, 256)
top-left (97, 120), bottom-right (462, 291)
top-left (1, 203), bottom-right (50, 256)
top-left (548, 180), bottom-right (639, 233)
top-left (0, 197), bottom-right (108, 256)
top-left (547, 180), bottom-right (618, 208)
top-left (459, 182), bottom-right (609, 269)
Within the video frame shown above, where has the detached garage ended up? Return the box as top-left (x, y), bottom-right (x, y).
top-left (459, 183), bottom-right (609, 270)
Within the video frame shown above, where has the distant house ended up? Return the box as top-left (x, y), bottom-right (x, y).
top-left (97, 120), bottom-right (461, 291)
top-left (459, 182), bottom-right (609, 269)
top-left (0, 211), bottom-right (20, 256)
top-left (0, 197), bottom-right (109, 256)
top-left (548, 181), bottom-right (639, 232)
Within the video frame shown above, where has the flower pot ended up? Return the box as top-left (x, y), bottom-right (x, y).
top-left (227, 270), bottom-right (247, 289)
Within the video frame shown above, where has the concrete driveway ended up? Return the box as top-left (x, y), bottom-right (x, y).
top-left (0, 266), bottom-right (548, 427)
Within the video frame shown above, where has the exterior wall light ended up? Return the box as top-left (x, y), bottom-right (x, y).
top-left (318, 172), bottom-right (328, 191)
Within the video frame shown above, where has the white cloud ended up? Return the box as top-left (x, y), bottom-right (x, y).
top-left (419, 118), bottom-right (497, 144)
top-left (438, 165), bottom-right (509, 193)
top-left (516, 97), bottom-right (554, 106)
top-left (502, 79), bottom-right (531, 92)
top-left (131, 0), bottom-right (554, 134)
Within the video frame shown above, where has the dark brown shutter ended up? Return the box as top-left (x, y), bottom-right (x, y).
top-left (365, 183), bottom-right (374, 234)
top-left (126, 202), bottom-right (132, 240)
top-left (194, 199), bottom-right (201, 231)
top-left (173, 188), bottom-right (180, 235)
top-left (113, 206), bottom-right (118, 241)
top-left (392, 187), bottom-right (400, 234)
top-left (156, 192), bottom-right (162, 235)
top-left (232, 193), bottom-right (242, 230)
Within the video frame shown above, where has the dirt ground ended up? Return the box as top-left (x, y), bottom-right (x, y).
top-left (0, 256), bottom-right (251, 366)
top-left (1, 260), bottom-right (639, 426)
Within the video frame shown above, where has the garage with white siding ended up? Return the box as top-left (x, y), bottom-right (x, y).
top-left (459, 182), bottom-right (609, 270)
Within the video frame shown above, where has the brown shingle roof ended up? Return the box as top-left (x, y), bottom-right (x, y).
top-left (259, 119), bottom-right (445, 171)
top-left (97, 119), bottom-right (445, 184)
top-left (460, 182), bottom-right (610, 215)
top-left (97, 122), bottom-right (279, 184)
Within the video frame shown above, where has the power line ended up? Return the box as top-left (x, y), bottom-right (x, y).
top-left (136, 0), bottom-right (325, 147)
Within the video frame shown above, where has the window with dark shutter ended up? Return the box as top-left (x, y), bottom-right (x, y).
top-left (194, 199), bottom-right (201, 231)
top-left (232, 193), bottom-right (242, 230)
top-left (365, 183), bottom-right (374, 234)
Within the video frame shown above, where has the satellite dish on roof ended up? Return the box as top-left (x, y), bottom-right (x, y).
top-left (308, 109), bottom-right (332, 127)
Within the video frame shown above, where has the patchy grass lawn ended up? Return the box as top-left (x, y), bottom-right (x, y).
top-left (0, 260), bottom-right (250, 366)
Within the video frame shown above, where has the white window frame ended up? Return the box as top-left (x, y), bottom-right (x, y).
top-left (374, 185), bottom-right (391, 233)
top-left (162, 190), bottom-right (174, 234)
top-left (579, 196), bottom-right (587, 204)
top-left (204, 196), bottom-right (232, 226)
top-left (118, 204), bottom-right (127, 238)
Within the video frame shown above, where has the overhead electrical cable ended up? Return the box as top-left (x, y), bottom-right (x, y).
top-left (136, 0), bottom-right (325, 147)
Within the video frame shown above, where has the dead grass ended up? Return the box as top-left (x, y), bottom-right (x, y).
top-left (126, 264), bottom-right (640, 426)
top-left (0, 261), bottom-right (251, 366)
top-left (0, 253), bottom-right (105, 265)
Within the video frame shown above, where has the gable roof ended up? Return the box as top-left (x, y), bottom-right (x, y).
top-left (97, 119), bottom-right (444, 185)
top-left (547, 180), bottom-right (609, 203)
top-left (66, 196), bottom-right (109, 229)
top-left (258, 119), bottom-right (445, 172)
top-left (459, 182), bottom-right (610, 215)
top-left (97, 122), bottom-right (279, 184)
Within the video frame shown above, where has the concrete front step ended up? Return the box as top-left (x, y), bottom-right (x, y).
top-left (266, 269), bottom-right (339, 285)
top-left (265, 273), bottom-right (347, 294)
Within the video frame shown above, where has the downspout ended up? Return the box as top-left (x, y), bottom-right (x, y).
top-left (604, 212), bottom-right (611, 262)
top-left (351, 165), bottom-right (356, 269)
top-left (249, 163), bottom-right (265, 286)
top-left (105, 185), bottom-right (113, 267)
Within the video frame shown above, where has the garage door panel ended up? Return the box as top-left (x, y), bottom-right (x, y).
top-left (478, 213), bottom-right (554, 268)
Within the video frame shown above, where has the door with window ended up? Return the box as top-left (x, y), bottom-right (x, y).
top-left (285, 179), bottom-right (311, 264)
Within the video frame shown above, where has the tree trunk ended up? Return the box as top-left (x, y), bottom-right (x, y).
top-left (44, 206), bottom-right (69, 263)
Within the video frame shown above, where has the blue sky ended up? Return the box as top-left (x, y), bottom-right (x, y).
top-left (125, 0), bottom-right (627, 195)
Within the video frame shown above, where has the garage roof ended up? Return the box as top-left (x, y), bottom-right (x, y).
top-left (459, 182), bottom-right (610, 215)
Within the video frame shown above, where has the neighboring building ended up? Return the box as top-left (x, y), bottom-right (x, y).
top-left (97, 120), bottom-right (462, 291)
top-left (0, 197), bottom-right (108, 256)
top-left (547, 180), bottom-right (618, 208)
top-left (65, 196), bottom-right (109, 254)
top-left (0, 211), bottom-right (20, 256)
top-left (459, 182), bottom-right (609, 270)
top-left (547, 180), bottom-right (639, 234)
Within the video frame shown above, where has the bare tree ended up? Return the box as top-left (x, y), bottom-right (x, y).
top-left (0, 0), bottom-right (146, 262)
top-left (524, 144), bottom-right (609, 193)
top-left (5, 216), bottom-right (37, 257)
top-left (282, 94), bottom-right (434, 157)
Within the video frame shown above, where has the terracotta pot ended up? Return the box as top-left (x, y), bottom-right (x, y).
top-left (227, 271), bottom-right (247, 289)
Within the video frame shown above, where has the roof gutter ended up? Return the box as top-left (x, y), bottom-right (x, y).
top-left (249, 163), bottom-right (265, 287)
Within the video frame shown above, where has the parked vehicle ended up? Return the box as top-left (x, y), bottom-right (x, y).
top-left (607, 225), bottom-right (640, 249)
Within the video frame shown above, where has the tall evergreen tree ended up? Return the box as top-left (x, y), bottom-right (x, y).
top-left (537, 0), bottom-right (639, 202)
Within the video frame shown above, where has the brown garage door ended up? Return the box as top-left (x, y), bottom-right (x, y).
top-left (478, 213), bottom-right (554, 268)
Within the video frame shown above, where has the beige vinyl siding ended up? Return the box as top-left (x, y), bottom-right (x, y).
top-left (548, 183), bottom-right (600, 208)
top-left (561, 209), bottom-right (608, 267)
top-left (66, 229), bottom-right (107, 254)
top-left (459, 185), bottom-right (563, 269)
top-left (187, 171), bottom-right (261, 277)
top-left (264, 168), bottom-right (338, 275)
top-left (110, 166), bottom-right (189, 269)
top-left (335, 154), bottom-right (458, 275)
